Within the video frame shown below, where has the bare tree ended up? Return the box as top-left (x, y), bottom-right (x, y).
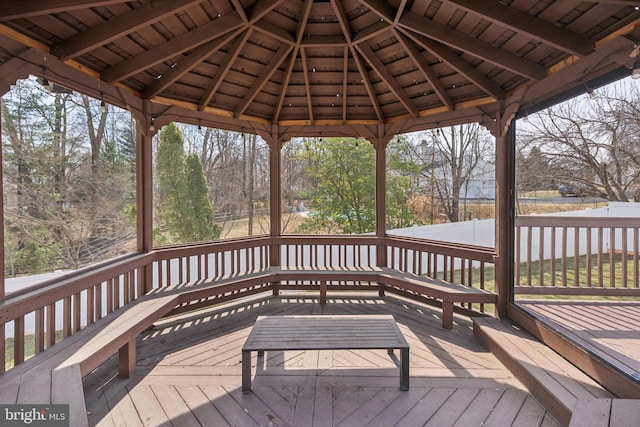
top-left (414, 124), bottom-right (494, 222)
top-left (519, 80), bottom-right (640, 201)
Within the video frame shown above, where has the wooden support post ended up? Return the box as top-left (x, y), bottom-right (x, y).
top-left (118, 339), bottom-right (136, 378)
top-left (494, 119), bottom-right (516, 318)
top-left (375, 138), bottom-right (388, 268)
top-left (136, 111), bottom-right (156, 293)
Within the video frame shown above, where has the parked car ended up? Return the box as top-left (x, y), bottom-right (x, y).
top-left (558, 183), bottom-right (579, 197)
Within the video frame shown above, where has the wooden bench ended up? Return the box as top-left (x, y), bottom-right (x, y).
top-left (272, 266), bottom-right (496, 329)
top-left (241, 314), bottom-right (410, 393)
top-left (473, 316), bottom-right (613, 426)
top-left (0, 270), bottom-right (274, 426)
top-left (1, 266), bottom-right (493, 425)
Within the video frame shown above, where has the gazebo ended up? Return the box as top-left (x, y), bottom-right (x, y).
top-left (1, 2), bottom-right (639, 426)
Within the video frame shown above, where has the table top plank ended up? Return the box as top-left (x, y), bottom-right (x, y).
top-left (242, 315), bottom-right (409, 351)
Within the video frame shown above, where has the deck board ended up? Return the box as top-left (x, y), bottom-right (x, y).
top-left (84, 293), bottom-right (560, 426)
top-left (519, 300), bottom-right (640, 380)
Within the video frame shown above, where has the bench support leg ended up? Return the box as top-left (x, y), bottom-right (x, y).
top-left (400, 347), bottom-right (410, 391)
top-left (320, 280), bottom-right (327, 305)
top-left (442, 302), bottom-right (453, 330)
top-left (272, 282), bottom-right (280, 296)
top-left (242, 350), bottom-right (252, 393)
top-left (118, 339), bottom-right (136, 378)
top-left (378, 287), bottom-right (385, 297)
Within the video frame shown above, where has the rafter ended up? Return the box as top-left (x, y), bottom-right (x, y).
top-left (197, 29), bottom-right (252, 111)
top-left (352, 49), bottom-right (384, 122)
top-left (398, 12), bottom-right (547, 81)
top-left (52, 0), bottom-right (204, 60)
top-left (274, 0), bottom-right (313, 122)
top-left (394, 29), bottom-right (454, 111)
top-left (356, 43), bottom-right (418, 118)
top-left (0, 0), bottom-right (125, 20)
top-left (301, 48), bottom-right (314, 123)
top-left (401, 28), bottom-right (505, 100)
top-left (446, 0), bottom-right (594, 57)
top-left (343, 47), bottom-right (348, 122)
top-left (101, 11), bottom-right (242, 83)
top-left (248, 0), bottom-right (286, 24)
top-left (229, 0), bottom-right (248, 23)
top-left (331, 0), bottom-right (383, 121)
top-left (142, 27), bottom-right (244, 100)
top-left (234, 44), bottom-right (293, 118)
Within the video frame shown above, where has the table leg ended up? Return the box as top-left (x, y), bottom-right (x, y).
top-left (242, 350), bottom-right (251, 393)
top-left (400, 347), bottom-right (409, 391)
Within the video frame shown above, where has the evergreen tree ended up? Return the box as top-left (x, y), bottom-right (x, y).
top-left (182, 154), bottom-right (221, 241)
top-left (155, 123), bottom-right (220, 243)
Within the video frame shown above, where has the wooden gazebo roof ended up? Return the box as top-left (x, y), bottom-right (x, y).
top-left (0, 1), bottom-right (639, 138)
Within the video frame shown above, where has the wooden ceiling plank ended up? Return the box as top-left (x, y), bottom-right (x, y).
top-left (300, 48), bottom-right (314, 123)
top-left (143, 27), bottom-right (245, 100)
top-left (402, 28), bottom-right (505, 100)
top-left (234, 43), bottom-right (293, 118)
top-left (53, 0), bottom-right (204, 60)
top-left (101, 11), bottom-right (243, 83)
top-left (398, 11), bottom-right (548, 81)
top-left (198, 29), bottom-right (252, 111)
top-left (446, 0), bottom-right (595, 57)
top-left (0, 0), bottom-right (126, 20)
top-left (356, 42), bottom-right (419, 118)
top-left (394, 29), bottom-right (454, 111)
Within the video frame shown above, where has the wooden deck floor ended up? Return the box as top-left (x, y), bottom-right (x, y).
top-left (83, 293), bottom-right (560, 427)
top-left (518, 300), bottom-right (640, 382)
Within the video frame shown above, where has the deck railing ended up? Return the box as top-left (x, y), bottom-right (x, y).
top-left (0, 253), bottom-right (151, 373)
top-left (515, 216), bottom-right (640, 296)
top-left (1, 235), bottom-right (495, 373)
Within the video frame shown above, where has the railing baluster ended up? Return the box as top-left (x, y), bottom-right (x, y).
top-left (14, 316), bottom-right (24, 365)
top-left (622, 227), bottom-right (628, 288)
top-left (539, 226), bottom-right (544, 287)
top-left (550, 226), bottom-right (556, 287)
top-left (35, 307), bottom-right (45, 354)
top-left (574, 227), bottom-right (580, 287)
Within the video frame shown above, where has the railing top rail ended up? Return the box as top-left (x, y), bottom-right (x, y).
top-left (385, 236), bottom-right (496, 262)
top-left (515, 215), bottom-right (640, 228)
top-left (0, 252), bottom-right (152, 323)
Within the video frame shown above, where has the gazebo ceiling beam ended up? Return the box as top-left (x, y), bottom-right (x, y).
top-left (51, 0), bottom-right (204, 60)
top-left (397, 12), bottom-right (547, 81)
top-left (234, 43), bottom-right (293, 118)
top-left (101, 11), bottom-right (243, 83)
top-left (446, 0), bottom-right (595, 57)
top-left (252, 20), bottom-right (295, 45)
top-left (394, 29), bottom-right (455, 112)
top-left (229, 0), bottom-right (248, 23)
top-left (331, 0), bottom-right (383, 122)
top-left (197, 29), bottom-right (252, 111)
top-left (0, 0), bottom-right (126, 20)
top-left (301, 48), bottom-right (314, 123)
top-left (352, 48), bottom-right (384, 122)
top-left (356, 42), bottom-right (419, 118)
top-left (401, 29), bottom-right (506, 100)
top-left (274, 0), bottom-right (313, 122)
